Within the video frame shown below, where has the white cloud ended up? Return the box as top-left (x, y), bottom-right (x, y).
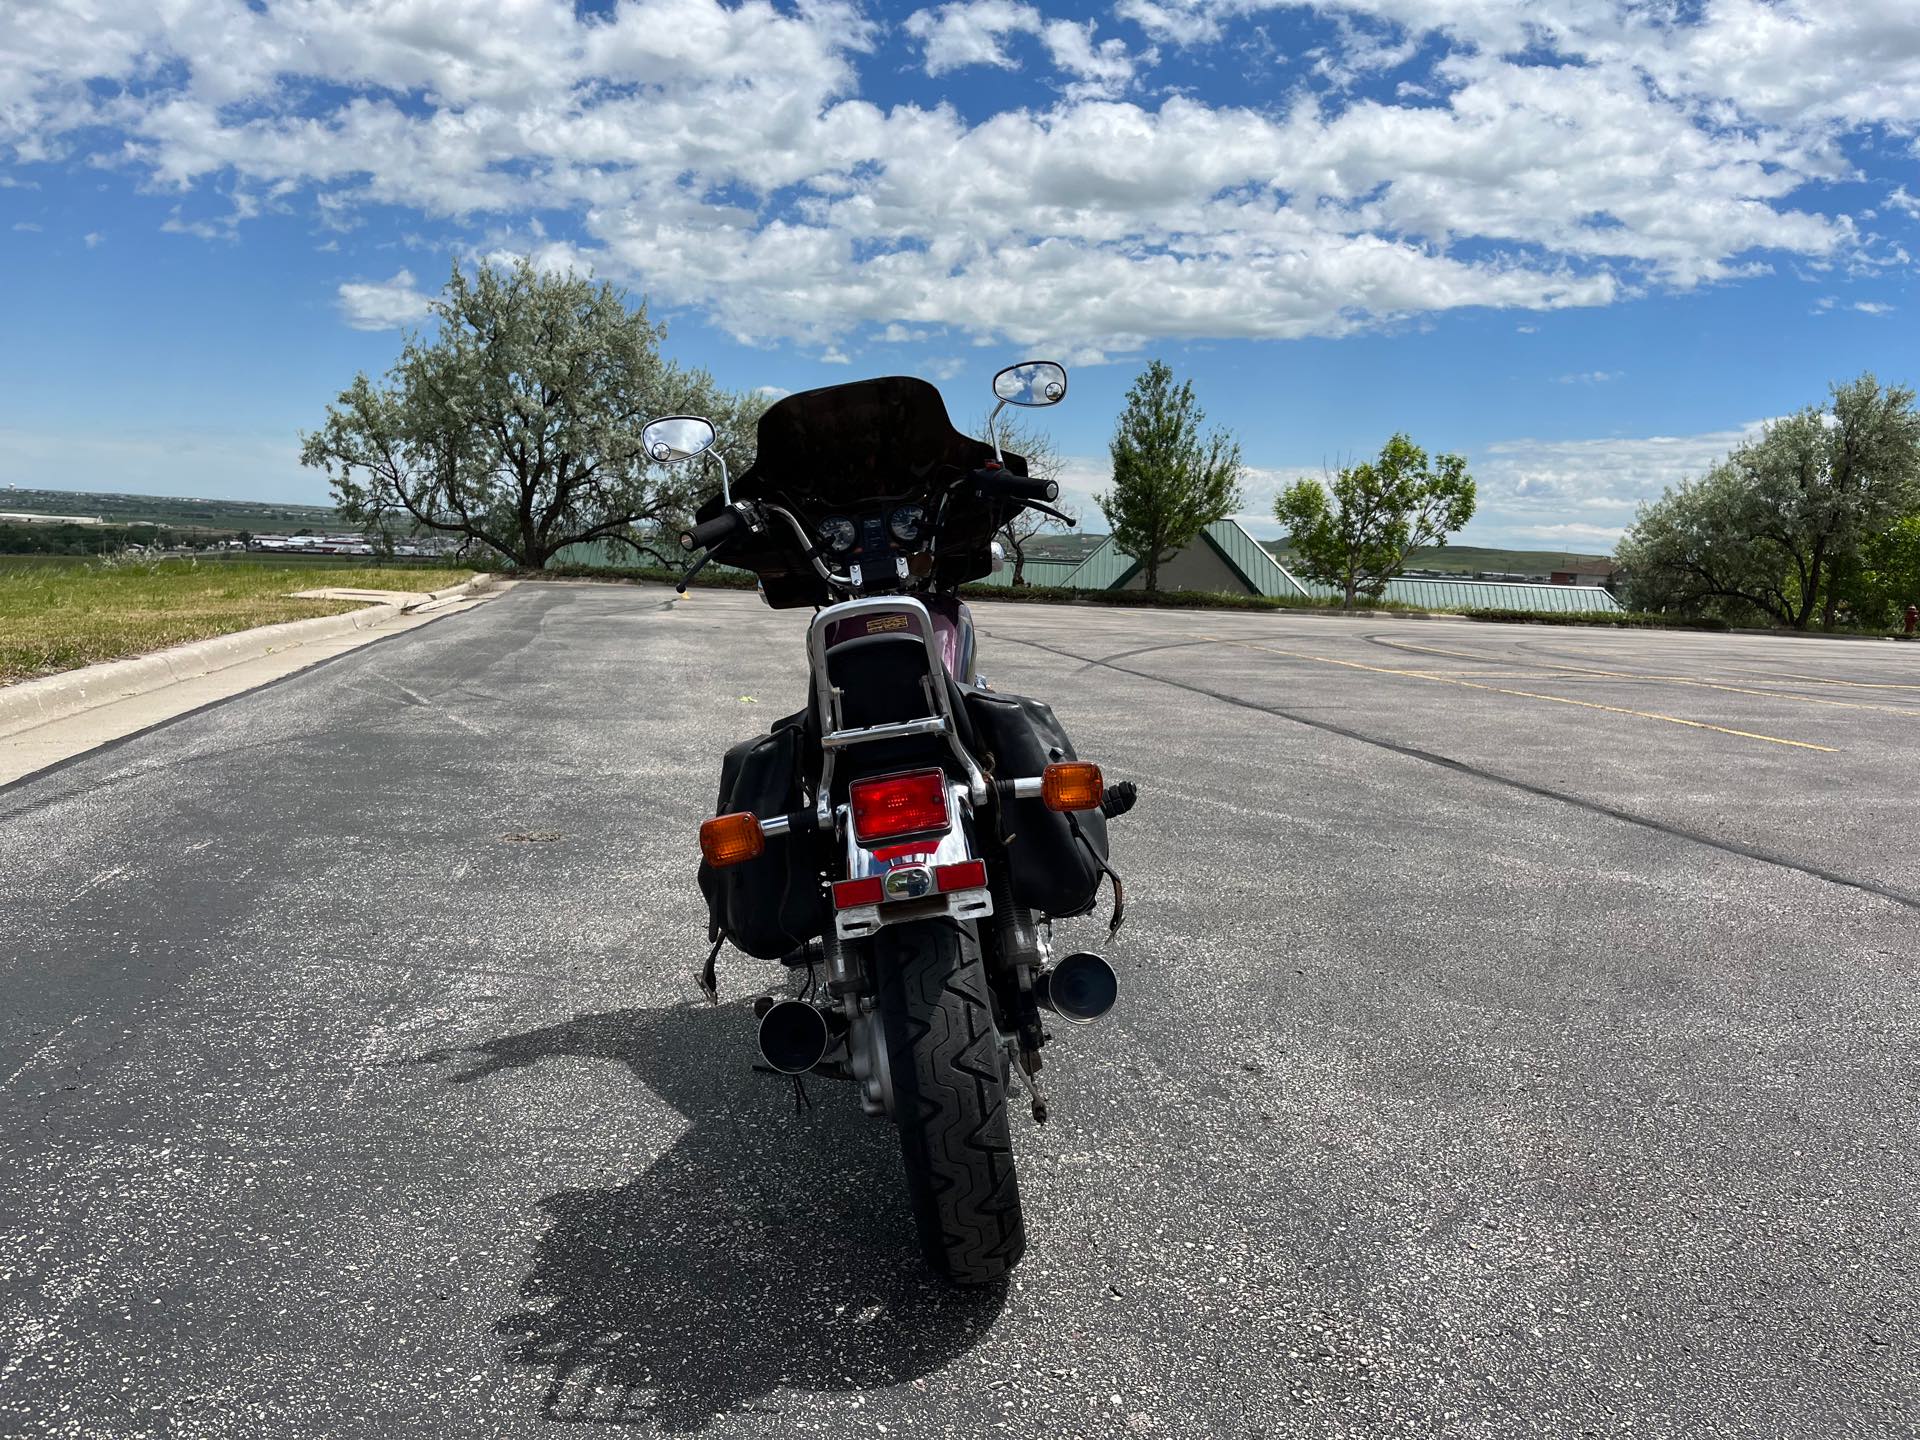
top-left (336, 269), bottom-right (433, 331)
top-left (1463, 422), bottom-right (1767, 547)
top-left (1115, 0), bottom-right (1225, 46)
top-left (904, 3), bottom-right (1149, 96)
top-left (0, 0), bottom-right (1910, 355)
top-left (1854, 300), bottom-right (1895, 315)
top-left (83, 230), bottom-right (103, 247)
top-left (905, 1), bottom-right (1041, 76)
top-left (753, 385), bottom-right (792, 400)
top-left (1042, 18), bottom-right (1152, 96)
top-left (11, 221), bottom-right (42, 232)
top-left (1553, 370), bottom-right (1623, 385)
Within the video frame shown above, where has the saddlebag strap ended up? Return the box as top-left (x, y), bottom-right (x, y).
top-left (697, 936), bottom-right (725, 1003)
top-left (1066, 811), bottom-right (1126, 936)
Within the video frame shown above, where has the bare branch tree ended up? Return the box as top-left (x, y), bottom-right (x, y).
top-left (975, 409), bottom-right (1076, 586)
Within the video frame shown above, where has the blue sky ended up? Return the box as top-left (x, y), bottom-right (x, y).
top-left (3, 0), bottom-right (1917, 548)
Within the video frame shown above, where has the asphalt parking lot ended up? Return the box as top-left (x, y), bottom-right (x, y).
top-left (2, 581), bottom-right (1915, 1438)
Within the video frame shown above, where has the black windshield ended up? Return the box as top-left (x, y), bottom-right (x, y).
top-left (732, 376), bottom-right (999, 509)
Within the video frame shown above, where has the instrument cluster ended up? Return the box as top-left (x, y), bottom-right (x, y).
top-left (814, 502), bottom-right (929, 560)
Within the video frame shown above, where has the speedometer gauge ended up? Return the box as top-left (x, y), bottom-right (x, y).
top-left (888, 503), bottom-right (929, 543)
top-left (815, 515), bottom-right (858, 554)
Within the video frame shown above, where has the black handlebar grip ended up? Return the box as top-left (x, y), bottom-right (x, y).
top-left (683, 508), bottom-right (746, 552)
top-left (972, 466), bottom-right (1059, 503)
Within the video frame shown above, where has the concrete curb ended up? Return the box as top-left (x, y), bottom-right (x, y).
top-left (0, 573), bottom-right (489, 739)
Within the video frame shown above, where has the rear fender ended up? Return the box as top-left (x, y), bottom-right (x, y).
top-left (834, 780), bottom-right (994, 940)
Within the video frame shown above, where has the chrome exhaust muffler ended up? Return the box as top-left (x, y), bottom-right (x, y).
top-left (756, 998), bottom-right (848, 1074)
top-left (1034, 952), bottom-right (1118, 1024)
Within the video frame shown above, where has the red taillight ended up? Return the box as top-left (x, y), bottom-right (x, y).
top-left (934, 860), bottom-right (987, 893)
top-left (833, 876), bottom-right (885, 910)
top-left (849, 769), bottom-right (950, 843)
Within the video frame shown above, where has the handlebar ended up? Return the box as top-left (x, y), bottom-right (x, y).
top-left (970, 464), bottom-right (1059, 503)
top-left (682, 506), bottom-right (749, 553)
top-left (675, 499), bottom-right (857, 594)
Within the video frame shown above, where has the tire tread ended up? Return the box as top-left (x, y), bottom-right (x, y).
top-left (876, 921), bottom-right (1026, 1284)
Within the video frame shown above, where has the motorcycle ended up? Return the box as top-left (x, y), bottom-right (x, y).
top-left (648, 363), bottom-right (1133, 1285)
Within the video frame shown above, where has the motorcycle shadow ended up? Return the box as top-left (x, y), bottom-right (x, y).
top-left (427, 999), bottom-right (1007, 1431)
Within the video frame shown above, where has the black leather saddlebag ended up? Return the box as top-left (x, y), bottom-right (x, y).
top-left (963, 691), bottom-right (1110, 919)
top-left (698, 712), bottom-right (824, 959)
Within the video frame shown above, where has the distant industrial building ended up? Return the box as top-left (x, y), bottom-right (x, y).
top-left (0, 511), bottom-right (104, 526)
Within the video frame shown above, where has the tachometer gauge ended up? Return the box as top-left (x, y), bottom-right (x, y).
top-left (815, 515), bottom-right (858, 554)
top-left (888, 502), bottom-right (929, 543)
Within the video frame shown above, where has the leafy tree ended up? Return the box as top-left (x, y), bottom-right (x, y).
top-left (977, 409), bottom-right (1075, 586)
top-left (1618, 375), bottom-right (1920, 628)
top-left (1100, 360), bottom-right (1244, 592)
top-left (1275, 434), bottom-right (1476, 609)
top-left (1830, 514), bottom-right (1920, 630)
top-left (301, 259), bottom-right (762, 571)
top-left (1615, 463), bottom-right (1785, 624)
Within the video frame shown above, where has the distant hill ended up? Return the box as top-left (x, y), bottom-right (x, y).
top-left (1258, 540), bottom-right (1612, 576)
top-left (0, 487), bottom-right (343, 532)
top-left (1023, 531), bottom-right (1109, 562)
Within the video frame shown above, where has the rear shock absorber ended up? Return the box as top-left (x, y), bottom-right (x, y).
top-left (987, 859), bottom-right (1050, 1085)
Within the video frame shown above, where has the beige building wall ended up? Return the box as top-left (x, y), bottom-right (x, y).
top-left (1118, 536), bottom-right (1251, 593)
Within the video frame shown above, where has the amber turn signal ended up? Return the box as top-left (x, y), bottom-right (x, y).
top-left (1041, 761), bottom-right (1103, 812)
top-left (700, 812), bottom-right (766, 867)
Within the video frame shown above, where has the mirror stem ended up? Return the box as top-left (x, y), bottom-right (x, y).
top-left (716, 451), bottom-right (732, 506)
top-left (985, 398), bottom-right (1007, 463)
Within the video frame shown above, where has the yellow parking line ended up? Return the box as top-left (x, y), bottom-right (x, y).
top-left (1219, 639), bottom-right (1837, 753)
top-left (1731, 669), bottom-right (1920, 693)
top-left (1371, 637), bottom-right (1920, 719)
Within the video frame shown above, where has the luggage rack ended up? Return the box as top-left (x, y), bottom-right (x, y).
top-left (806, 595), bottom-right (989, 828)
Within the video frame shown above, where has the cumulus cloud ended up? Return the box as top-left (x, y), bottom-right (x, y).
top-left (0, 0), bottom-right (1910, 355)
top-left (336, 269), bottom-right (433, 331)
top-left (904, 2), bottom-right (1149, 96)
top-left (905, 1), bottom-right (1042, 75)
top-left (1465, 423), bottom-right (1768, 546)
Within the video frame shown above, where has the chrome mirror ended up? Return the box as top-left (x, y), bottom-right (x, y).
top-left (986, 360), bottom-right (1068, 463)
top-left (642, 415), bottom-right (717, 464)
top-left (992, 361), bottom-right (1067, 408)
top-left (643, 414), bottom-right (730, 503)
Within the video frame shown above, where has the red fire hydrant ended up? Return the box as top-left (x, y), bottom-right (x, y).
top-left (1907, 604), bottom-right (1918, 635)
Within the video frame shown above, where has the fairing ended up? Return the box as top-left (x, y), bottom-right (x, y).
top-left (691, 376), bottom-right (1028, 608)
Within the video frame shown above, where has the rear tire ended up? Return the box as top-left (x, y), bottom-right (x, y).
top-left (875, 919), bottom-right (1026, 1284)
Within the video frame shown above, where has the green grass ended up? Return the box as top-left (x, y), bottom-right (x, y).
top-left (0, 556), bottom-right (473, 684)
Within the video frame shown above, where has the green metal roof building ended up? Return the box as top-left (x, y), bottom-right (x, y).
top-left (978, 519), bottom-right (1620, 613)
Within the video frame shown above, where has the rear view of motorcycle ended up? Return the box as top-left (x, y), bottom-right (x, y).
top-left (651, 363), bottom-right (1134, 1285)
